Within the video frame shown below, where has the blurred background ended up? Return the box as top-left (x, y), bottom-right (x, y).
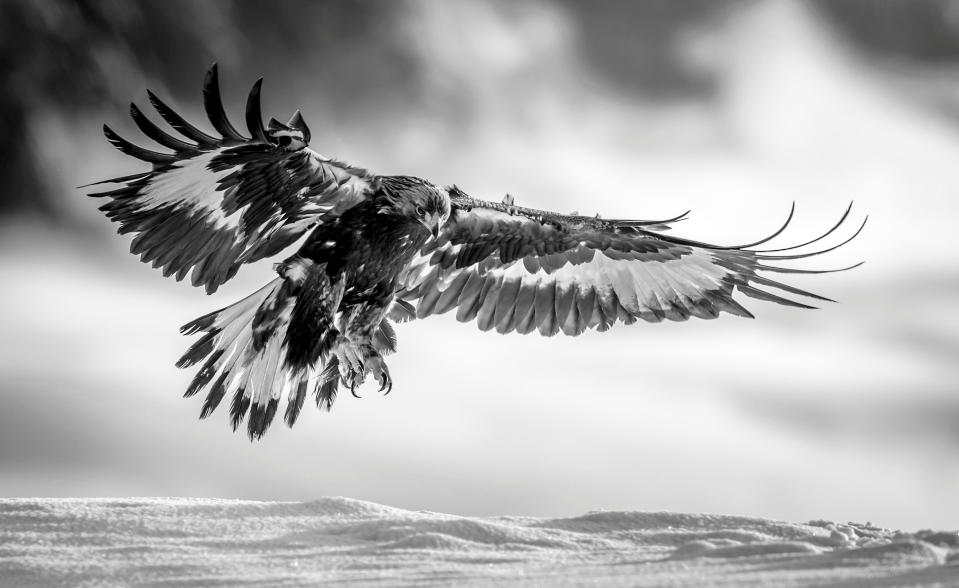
top-left (2, 0), bottom-right (958, 531)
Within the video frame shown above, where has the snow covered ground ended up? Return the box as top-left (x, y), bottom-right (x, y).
top-left (2, 497), bottom-right (957, 587)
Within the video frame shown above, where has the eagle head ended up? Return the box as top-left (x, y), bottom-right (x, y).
top-left (380, 176), bottom-right (451, 238)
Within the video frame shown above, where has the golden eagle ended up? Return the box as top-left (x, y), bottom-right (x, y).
top-left (88, 66), bottom-right (864, 439)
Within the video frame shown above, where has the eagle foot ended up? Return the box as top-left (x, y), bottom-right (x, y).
top-left (334, 342), bottom-right (392, 397)
top-left (359, 344), bottom-right (392, 395)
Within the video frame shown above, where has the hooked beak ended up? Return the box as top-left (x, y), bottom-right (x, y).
top-left (423, 213), bottom-right (443, 239)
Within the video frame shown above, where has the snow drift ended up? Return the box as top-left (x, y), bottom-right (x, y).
top-left (1, 498), bottom-right (956, 587)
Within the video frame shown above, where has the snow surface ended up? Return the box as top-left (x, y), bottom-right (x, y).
top-left (1, 498), bottom-right (957, 587)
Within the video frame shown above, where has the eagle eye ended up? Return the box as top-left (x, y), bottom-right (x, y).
top-left (415, 205), bottom-right (425, 216)
top-left (278, 136), bottom-right (292, 147)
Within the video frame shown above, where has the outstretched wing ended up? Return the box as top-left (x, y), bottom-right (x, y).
top-left (397, 189), bottom-right (865, 335)
top-left (87, 64), bottom-right (377, 293)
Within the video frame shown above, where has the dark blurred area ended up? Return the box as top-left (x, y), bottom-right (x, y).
top-left (4, 0), bottom-right (959, 220)
top-left (0, 0), bottom-right (415, 219)
top-left (818, 0), bottom-right (959, 63)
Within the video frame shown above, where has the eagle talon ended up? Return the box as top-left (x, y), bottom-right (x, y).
top-left (349, 372), bottom-right (362, 398)
top-left (376, 368), bottom-right (393, 395)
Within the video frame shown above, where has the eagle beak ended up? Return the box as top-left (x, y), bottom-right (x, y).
top-left (423, 213), bottom-right (443, 239)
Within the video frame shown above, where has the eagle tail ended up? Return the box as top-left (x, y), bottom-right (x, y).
top-left (177, 278), bottom-right (324, 440)
top-left (176, 271), bottom-right (403, 440)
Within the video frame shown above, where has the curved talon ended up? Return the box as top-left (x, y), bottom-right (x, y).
top-left (377, 370), bottom-right (393, 395)
top-left (350, 375), bottom-right (362, 399)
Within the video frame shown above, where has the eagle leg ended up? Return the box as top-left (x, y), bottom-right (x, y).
top-left (332, 296), bottom-right (397, 396)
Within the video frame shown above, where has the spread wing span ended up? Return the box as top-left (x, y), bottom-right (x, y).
top-left (398, 189), bottom-right (865, 335)
top-left (87, 64), bottom-right (376, 293)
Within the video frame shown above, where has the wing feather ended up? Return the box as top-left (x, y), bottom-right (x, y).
top-left (103, 124), bottom-right (177, 164)
top-left (203, 64), bottom-right (248, 144)
top-left (493, 276), bottom-right (522, 333)
top-left (245, 78), bottom-right (270, 144)
top-left (455, 271), bottom-right (487, 323)
top-left (512, 277), bottom-right (539, 335)
top-left (535, 281), bottom-right (559, 336)
top-left (476, 275), bottom-right (504, 332)
top-left (129, 103), bottom-right (199, 153)
top-left (575, 284), bottom-right (598, 331)
top-left (434, 271), bottom-right (470, 315)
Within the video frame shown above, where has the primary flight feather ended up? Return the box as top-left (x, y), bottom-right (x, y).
top-left (88, 65), bottom-right (864, 440)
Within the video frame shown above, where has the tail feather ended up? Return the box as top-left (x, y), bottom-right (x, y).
top-left (229, 387), bottom-right (251, 431)
top-left (176, 331), bottom-right (216, 369)
top-left (184, 349), bottom-right (223, 398)
top-left (283, 377), bottom-right (310, 427)
top-left (200, 371), bottom-right (230, 419)
top-left (314, 356), bottom-right (341, 411)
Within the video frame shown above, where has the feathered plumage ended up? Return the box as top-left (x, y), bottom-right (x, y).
top-left (88, 65), bottom-right (864, 439)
